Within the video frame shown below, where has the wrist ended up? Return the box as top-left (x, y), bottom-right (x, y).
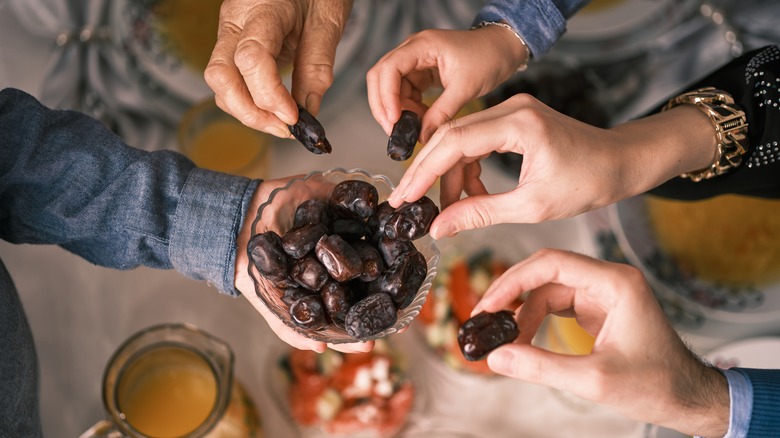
top-left (610, 105), bottom-right (718, 196)
top-left (469, 21), bottom-right (530, 73)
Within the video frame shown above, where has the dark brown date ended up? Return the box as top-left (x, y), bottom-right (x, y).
top-left (288, 104), bottom-right (332, 154)
top-left (291, 254), bottom-right (330, 291)
top-left (329, 180), bottom-right (378, 219)
top-left (384, 196), bottom-right (439, 241)
top-left (282, 223), bottom-right (328, 259)
top-left (281, 287), bottom-right (316, 307)
top-left (352, 241), bottom-right (385, 282)
top-left (248, 231), bottom-right (290, 282)
top-left (331, 218), bottom-right (368, 241)
top-left (320, 280), bottom-right (353, 327)
top-left (293, 199), bottom-right (334, 229)
top-left (377, 235), bottom-right (415, 266)
top-left (315, 235), bottom-right (363, 282)
top-left (374, 250), bottom-right (427, 309)
top-left (457, 310), bottom-right (520, 361)
top-left (387, 110), bottom-right (421, 161)
top-left (290, 294), bottom-right (327, 330)
top-left (366, 201), bottom-right (395, 243)
top-left (344, 292), bottom-right (398, 340)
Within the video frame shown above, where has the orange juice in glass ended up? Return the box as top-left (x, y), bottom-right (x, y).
top-left (178, 99), bottom-right (271, 178)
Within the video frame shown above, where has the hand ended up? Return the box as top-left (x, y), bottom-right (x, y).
top-left (234, 176), bottom-right (374, 354)
top-left (472, 249), bottom-right (729, 437)
top-left (387, 95), bottom-right (717, 238)
top-left (367, 26), bottom-right (529, 143)
top-left (205, 0), bottom-right (353, 138)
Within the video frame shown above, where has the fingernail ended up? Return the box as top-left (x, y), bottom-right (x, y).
top-left (431, 221), bottom-right (457, 239)
top-left (305, 94), bottom-right (321, 115)
top-left (275, 111), bottom-right (295, 126)
top-left (313, 344), bottom-right (327, 354)
top-left (487, 349), bottom-right (514, 374)
top-left (267, 125), bottom-right (291, 138)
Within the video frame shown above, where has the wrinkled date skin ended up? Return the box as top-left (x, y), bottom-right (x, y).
top-left (331, 218), bottom-right (368, 241)
top-left (372, 250), bottom-right (427, 309)
top-left (344, 292), bottom-right (398, 340)
top-left (281, 287), bottom-right (316, 307)
top-left (384, 196), bottom-right (439, 241)
top-left (291, 254), bottom-right (330, 291)
top-left (288, 104), bottom-right (332, 154)
top-left (290, 294), bottom-right (328, 330)
top-left (320, 280), bottom-right (353, 327)
top-left (282, 223), bottom-right (328, 259)
top-left (366, 201), bottom-right (394, 243)
top-left (377, 235), bottom-right (415, 266)
top-left (248, 231), bottom-right (291, 282)
top-left (293, 199), bottom-right (334, 229)
top-left (352, 241), bottom-right (385, 282)
top-left (315, 235), bottom-right (364, 282)
top-left (387, 110), bottom-right (422, 161)
top-left (329, 180), bottom-right (378, 219)
top-left (457, 310), bottom-right (520, 361)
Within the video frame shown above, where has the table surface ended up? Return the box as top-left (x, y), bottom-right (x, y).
top-left (0, 3), bottom-right (768, 437)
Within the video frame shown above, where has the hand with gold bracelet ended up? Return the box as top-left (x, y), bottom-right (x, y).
top-left (387, 92), bottom-right (727, 238)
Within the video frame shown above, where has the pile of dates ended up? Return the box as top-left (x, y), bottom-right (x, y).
top-left (248, 180), bottom-right (439, 341)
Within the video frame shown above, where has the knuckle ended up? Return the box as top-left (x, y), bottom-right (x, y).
top-left (203, 61), bottom-right (233, 90)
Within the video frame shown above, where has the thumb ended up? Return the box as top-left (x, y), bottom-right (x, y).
top-left (421, 87), bottom-right (474, 143)
top-left (488, 344), bottom-right (595, 397)
top-left (291, 3), bottom-right (351, 114)
top-left (430, 190), bottom-right (528, 238)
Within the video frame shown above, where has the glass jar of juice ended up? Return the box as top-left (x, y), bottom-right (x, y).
top-left (80, 323), bottom-right (262, 438)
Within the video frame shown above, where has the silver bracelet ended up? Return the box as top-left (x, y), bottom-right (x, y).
top-left (470, 20), bottom-right (531, 72)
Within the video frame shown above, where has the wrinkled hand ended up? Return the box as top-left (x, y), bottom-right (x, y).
top-left (235, 176), bottom-right (374, 354)
top-left (367, 27), bottom-right (529, 143)
top-left (387, 96), bottom-right (716, 238)
top-left (472, 249), bottom-right (729, 437)
top-left (205, 0), bottom-right (353, 138)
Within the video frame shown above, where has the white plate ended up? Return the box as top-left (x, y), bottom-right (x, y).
top-left (610, 195), bottom-right (780, 330)
top-left (706, 336), bottom-right (780, 370)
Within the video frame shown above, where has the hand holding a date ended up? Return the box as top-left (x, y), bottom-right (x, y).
top-left (472, 249), bottom-right (729, 438)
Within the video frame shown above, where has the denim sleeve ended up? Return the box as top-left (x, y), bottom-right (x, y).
top-left (0, 87), bottom-right (259, 295)
top-left (731, 368), bottom-right (780, 437)
top-left (473, 0), bottom-right (589, 57)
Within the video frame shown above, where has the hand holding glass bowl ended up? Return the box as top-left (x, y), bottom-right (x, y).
top-left (247, 168), bottom-right (440, 345)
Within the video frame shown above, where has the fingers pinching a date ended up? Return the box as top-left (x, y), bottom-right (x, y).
top-left (288, 104), bottom-right (332, 154)
top-left (248, 179), bottom-right (439, 341)
top-left (387, 110), bottom-right (422, 161)
top-left (458, 311), bottom-right (520, 362)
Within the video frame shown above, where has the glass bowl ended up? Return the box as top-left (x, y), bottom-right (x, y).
top-left (248, 168), bottom-right (440, 344)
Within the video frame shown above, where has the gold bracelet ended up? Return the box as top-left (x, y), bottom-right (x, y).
top-left (662, 87), bottom-right (749, 182)
top-left (470, 21), bottom-right (530, 72)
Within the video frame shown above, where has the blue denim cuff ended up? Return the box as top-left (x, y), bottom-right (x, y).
top-left (473, 0), bottom-right (567, 57)
top-left (170, 168), bottom-right (260, 296)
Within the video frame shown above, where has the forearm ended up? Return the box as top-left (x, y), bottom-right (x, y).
top-left (0, 88), bottom-right (259, 294)
top-left (649, 45), bottom-right (780, 200)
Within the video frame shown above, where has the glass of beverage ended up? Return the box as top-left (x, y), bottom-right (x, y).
top-left (178, 99), bottom-right (271, 178)
top-left (80, 323), bottom-right (261, 438)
